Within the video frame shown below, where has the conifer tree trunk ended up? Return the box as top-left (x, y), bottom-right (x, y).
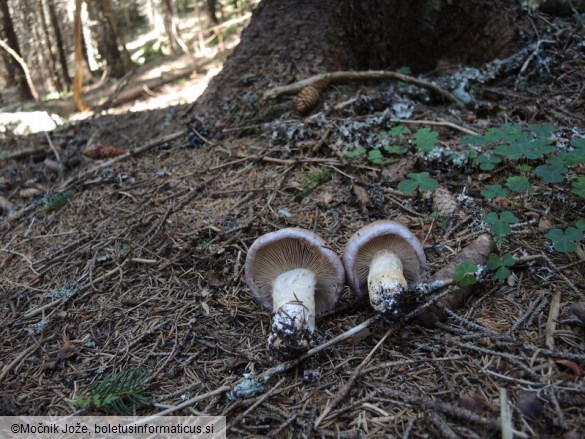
top-left (47, 0), bottom-right (72, 88)
top-left (0, 0), bottom-right (34, 100)
top-left (192, 0), bottom-right (526, 127)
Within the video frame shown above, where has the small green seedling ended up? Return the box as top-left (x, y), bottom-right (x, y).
top-left (295, 168), bottom-right (331, 200)
top-left (75, 368), bottom-right (151, 414)
top-left (367, 149), bottom-right (387, 164)
top-left (398, 172), bottom-right (438, 194)
top-left (453, 260), bottom-right (479, 287)
top-left (413, 128), bottom-right (439, 153)
top-left (481, 184), bottom-right (509, 201)
top-left (42, 191), bottom-right (75, 212)
top-left (544, 227), bottom-right (583, 253)
top-left (345, 146), bottom-right (367, 158)
top-left (484, 211), bottom-right (519, 243)
top-left (487, 253), bottom-right (516, 282)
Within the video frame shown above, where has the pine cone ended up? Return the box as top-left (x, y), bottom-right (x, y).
top-left (295, 79), bottom-right (328, 115)
top-left (433, 186), bottom-right (464, 220)
top-left (83, 143), bottom-right (127, 160)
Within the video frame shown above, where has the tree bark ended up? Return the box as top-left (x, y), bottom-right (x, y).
top-left (0, 0), bottom-right (34, 100)
top-left (47, 0), bottom-right (72, 88)
top-left (86, 0), bottom-right (128, 78)
top-left (39, 0), bottom-right (63, 92)
top-left (192, 0), bottom-right (527, 128)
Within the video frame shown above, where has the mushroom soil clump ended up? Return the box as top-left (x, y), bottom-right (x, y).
top-left (343, 220), bottom-right (426, 319)
top-left (245, 228), bottom-right (345, 359)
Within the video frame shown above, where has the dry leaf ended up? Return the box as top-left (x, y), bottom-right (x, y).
top-left (56, 342), bottom-right (82, 360)
top-left (206, 269), bottom-right (225, 287)
top-left (201, 301), bottom-right (210, 315)
top-left (555, 359), bottom-right (582, 377)
top-left (83, 143), bottom-right (127, 160)
top-left (349, 327), bottom-right (370, 344)
top-left (352, 184), bottom-right (372, 209)
top-left (381, 157), bottom-right (415, 182)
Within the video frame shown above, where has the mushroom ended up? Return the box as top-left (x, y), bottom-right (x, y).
top-left (245, 228), bottom-right (345, 358)
top-left (342, 220), bottom-right (426, 318)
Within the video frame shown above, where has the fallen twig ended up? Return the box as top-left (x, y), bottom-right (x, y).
top-left (263, 70), bottom-right (462, 105)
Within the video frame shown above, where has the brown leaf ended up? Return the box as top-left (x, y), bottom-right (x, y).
top-left (381, 157), bottom-right (415, 182)
top-left (352, 184), bottom-right (372, 209)
top-left (555, 359), bottom-right (582, 377)
top-left (206, 269), bottom-right (225, 287)
top-left (493, 196), bottom-right (512, 207)
top-left (56, 342), bottom-right (82, 360)
top-left (83, 143), bottom-right (127, 160)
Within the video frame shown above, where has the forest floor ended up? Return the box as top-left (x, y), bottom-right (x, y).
top-left (1, 9), bottom-right (584, 439)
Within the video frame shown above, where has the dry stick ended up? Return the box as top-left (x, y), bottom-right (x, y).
top-left (500, 388), bottom-right (514, 439)
top-left (0, 38), bottom-right (39, 101)
top-left (262, 71), bottom-right (462, 106)
top-left (545, 288), bottom-right (562, 350)
top-left (259, 315), bottom-right (381, 382)
top-left (227, 378), bottom-right (286, 431)
top-left (2, 146), bottom-right (48, 160)
top-left (393, 118), bottom-right (479, 136)
top-left (314, 325), bottom-right (396, 428)
top-left (539, 252), bottom-right (581, 296)
top-left (0, 342), bottom-right (41, 382)
top-left (132, 386), bottom-right (232, 423)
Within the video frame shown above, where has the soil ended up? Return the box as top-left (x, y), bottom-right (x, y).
top-left (1, 9), bottom-right (584, 439)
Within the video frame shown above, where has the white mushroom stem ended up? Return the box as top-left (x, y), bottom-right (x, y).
top-left (271, 268), bottom-right (316, 333)
top-left (367, 250), bottom-right (408, 314)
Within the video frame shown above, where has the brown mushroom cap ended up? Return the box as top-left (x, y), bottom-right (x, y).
top-left (342, 220), bottom-right (426, 297)
top-left (245, 228), bottom-right (345, 316)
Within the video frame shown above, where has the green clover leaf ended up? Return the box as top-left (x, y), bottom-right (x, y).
top-left (505, 176), bottom-right (532, 193)
top-left (413, 128), bottom-right (439, 153)
top-left (454, 260), bottom-right (479, 287)
top-left (544, 227), bottom-right (583, 253)
top-left (481, 184), bottom-right (509, 201)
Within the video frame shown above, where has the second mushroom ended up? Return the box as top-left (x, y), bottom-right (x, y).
top-left (342, 220), bottom-right (426, 319)
top-left (245, 228), bottom-right (345, 359)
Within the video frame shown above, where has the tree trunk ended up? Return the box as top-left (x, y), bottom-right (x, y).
top-left (192, 0), bottom-right (527, 128)
top-left (86, 0), bottom-right (128, 78)
top-left (47, 0), bottom-right (72, 89)
top-left (0, 0), bottom-right (34, 100)
top-left (39, 0), bottom-right (63, 92)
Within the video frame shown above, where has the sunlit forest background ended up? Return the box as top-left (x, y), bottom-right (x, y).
top-left (0, 0), bottom-right (256, 134)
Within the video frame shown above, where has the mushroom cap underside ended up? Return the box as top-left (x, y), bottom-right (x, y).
top-left (342, 220), bottom-right (426, 297)
top-left (245, 228), bottom-right (345, 316)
